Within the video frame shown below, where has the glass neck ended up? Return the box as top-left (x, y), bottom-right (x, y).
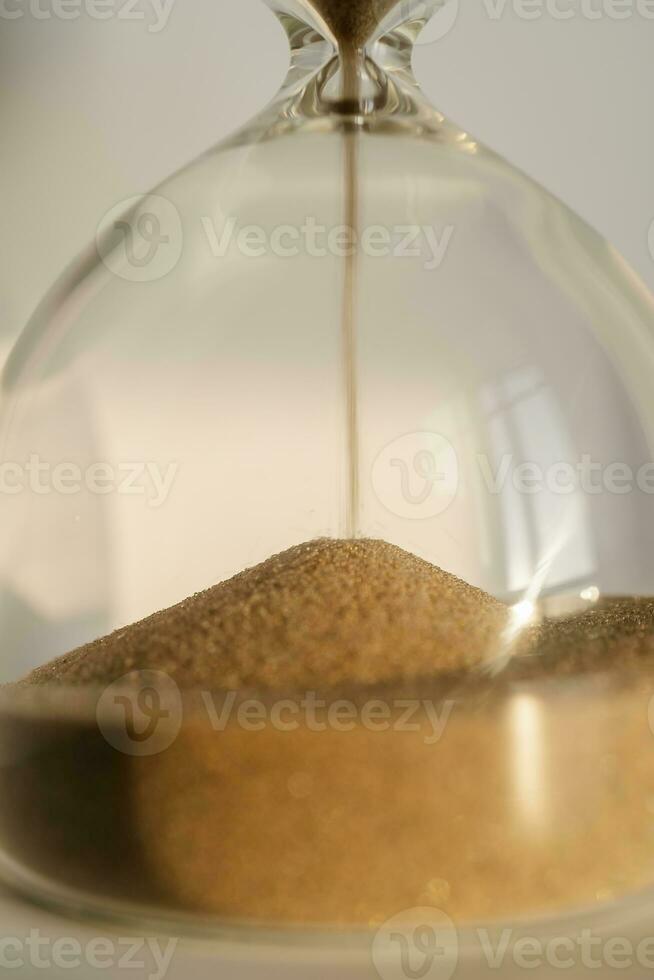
top-left (265, 0), bottom-right (441, 116)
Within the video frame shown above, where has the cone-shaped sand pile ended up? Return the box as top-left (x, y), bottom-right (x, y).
top-left (24, 538), bottom-right (509, 690)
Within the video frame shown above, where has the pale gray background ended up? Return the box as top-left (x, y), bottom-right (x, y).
top-left (1, 0), bottom-right (654, 367)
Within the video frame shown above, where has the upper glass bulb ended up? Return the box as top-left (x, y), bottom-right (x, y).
top-left (2, 0), bottom-right (653, 671)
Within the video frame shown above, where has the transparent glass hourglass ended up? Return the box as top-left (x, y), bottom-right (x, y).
top-left (1, 0), bottom-right (654, 954)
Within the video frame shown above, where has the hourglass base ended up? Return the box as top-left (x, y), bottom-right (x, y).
top-left (2, 603), bottom-right (654, 936)
top-left (2, 796), bottom-right (654, 980)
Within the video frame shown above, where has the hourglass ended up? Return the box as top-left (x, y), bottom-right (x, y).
top-left (1, 0), bottom-right (654, 957)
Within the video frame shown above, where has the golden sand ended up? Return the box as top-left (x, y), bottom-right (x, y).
top-left (24, 539), bottom-right (509, 690)
top-left (5, 539), bottom-right (654, 927)
top-left (310, 0), bottom-right (399, 46)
